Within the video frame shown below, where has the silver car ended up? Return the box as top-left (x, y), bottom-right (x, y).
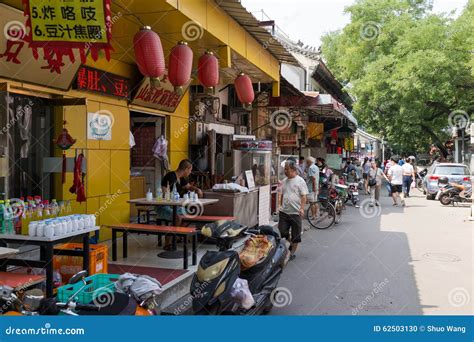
top-left (423, 163), bottom-right (471, 200)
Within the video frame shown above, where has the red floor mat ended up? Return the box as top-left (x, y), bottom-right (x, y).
top-left (107, 264), bottom-right (187, 285)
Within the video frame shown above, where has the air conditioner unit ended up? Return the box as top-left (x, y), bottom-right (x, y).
top-left (190, 122), bottom-right (204, 145)
top-left (238, 126), bottom-right (247, 135)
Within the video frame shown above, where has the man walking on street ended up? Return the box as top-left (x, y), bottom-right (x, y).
top-left (402, 157), bottom-right (416, 198)
top-left (279, 160), bottom-right (309, 261)
top-left (388, 157), bottom-right (405, 206)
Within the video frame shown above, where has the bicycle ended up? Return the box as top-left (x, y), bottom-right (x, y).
top-left (306, 195), bottom-right (336, 229)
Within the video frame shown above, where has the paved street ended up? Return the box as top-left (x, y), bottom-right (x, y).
top-left (271, 188), bottom-right (473, 315)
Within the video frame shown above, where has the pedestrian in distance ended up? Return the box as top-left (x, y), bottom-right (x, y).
top-left (402, 157), bottom-right (416, 198)
top-left (388, 156), bottom-right (405, 206)
top-left (362, 157), bottom-right (371, 194)
top-left (368, 161), bottom-right (383, 206)
top-left (297, 156), bottom-right (306, 178)
top-left (278, 160), bottom-right (309, 261)
top-left (305, 156), bottom-right (319, 220)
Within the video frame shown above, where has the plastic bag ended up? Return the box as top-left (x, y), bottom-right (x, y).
top-left (411, 181), bottom-right (416, 188)
top-left (230, 278), bottom-right (255, 309)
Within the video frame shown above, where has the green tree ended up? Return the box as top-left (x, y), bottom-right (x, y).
top-left (321, 0), bottom-right (474, 155)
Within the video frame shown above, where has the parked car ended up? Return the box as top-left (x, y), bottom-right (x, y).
top-left (423, 163), bottom-right (471, 200)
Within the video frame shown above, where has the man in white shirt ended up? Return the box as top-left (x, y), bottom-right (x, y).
top-left (401, 158), bottom-right (416, 198)
top-left (388, 157), bottom-right (405, 206)
top-left (279, 160), bottom-right (309, 261)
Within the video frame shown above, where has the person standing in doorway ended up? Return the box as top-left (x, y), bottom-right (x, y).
top-left (402, 157), bottom-right (416, 198)
top-left (362, 157), bottom-right (371, 194)
top-left (388, 157), bottom-right (404, 206)
top-left (278, 160), bottom-right (309, 261)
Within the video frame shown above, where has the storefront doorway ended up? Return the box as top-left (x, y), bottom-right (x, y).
top-left (130, 111), bottom-right (166, 208)
top-left (0, 93), bottom-right (55, 200)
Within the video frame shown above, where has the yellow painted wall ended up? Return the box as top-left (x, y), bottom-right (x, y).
top-left (51, 60), bottom-right (190, 241)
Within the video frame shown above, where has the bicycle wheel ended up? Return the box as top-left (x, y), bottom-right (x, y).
top-left (307, 201), bottom-right (336, 229)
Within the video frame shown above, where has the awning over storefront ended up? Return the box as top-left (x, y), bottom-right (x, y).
top-left (267, 78), bottom-right (358, 130)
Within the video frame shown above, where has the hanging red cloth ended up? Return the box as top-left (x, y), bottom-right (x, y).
top-left (55, 127), bottom-right (76, 183)
top-left (69, 153), bottom-right (86, 203)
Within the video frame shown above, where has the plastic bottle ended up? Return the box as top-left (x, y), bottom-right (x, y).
top-left (156, 186), bottom-right (163, 201)
top-left (172, 183), bottom-right (179, 201)
top-left (164, 183), bottom-right (171, 201)
top-left (0, 200), bottom-right (5, 234)
top-left (51, 199), bottom-right (59, 217)
top-left (44, 200), bottom-right (51, 218)
top-left (4, 200), bottom-right (14, 234)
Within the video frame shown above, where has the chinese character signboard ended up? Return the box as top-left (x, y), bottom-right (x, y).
top-left (131, 75), bottom-right (191, 113)
top-left (0, 4), bottom-right (81, 89)
top-left (20, 0), bottom-right (113, 74)
top-left (75, 66), bottom-right (130, 98)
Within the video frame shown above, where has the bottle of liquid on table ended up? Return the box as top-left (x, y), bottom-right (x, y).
top-left (4, 200), bottom-right (14, 234)
top-left (164, 183), bottom-right (171, 201)
top-left (156, 186), bottom-right (162, 201)
top-left (51, 199), bottom-right (59, 217)
top-left (172, 183), bottom-right (179, 201)
top-left (0, 200), bottom-right (5, 234)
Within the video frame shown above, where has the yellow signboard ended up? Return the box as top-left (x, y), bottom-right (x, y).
top-left (28, 0), bottom-right (108, 43)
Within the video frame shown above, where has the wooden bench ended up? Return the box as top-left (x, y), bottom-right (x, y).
top-left (179, 215), bottom-right (236, 228)
top-left (105, 224), bottom-right (198, 269)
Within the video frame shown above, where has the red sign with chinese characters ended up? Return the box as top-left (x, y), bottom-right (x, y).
top-left (74, 66), bottom-right (130, 99)
top-left (131, 75), bottom-right (191, 113)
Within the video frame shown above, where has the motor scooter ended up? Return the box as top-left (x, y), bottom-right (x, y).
top-left (190, 221), bottom-right (289, 315)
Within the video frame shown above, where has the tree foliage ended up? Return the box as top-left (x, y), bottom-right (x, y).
top-left (321, 0), bottom-right (474, 154)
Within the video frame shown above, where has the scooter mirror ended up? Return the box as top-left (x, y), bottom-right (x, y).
top-left (69, 271), bottom-right (88, 285)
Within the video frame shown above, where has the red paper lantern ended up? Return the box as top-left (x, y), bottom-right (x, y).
top-left (133, 26), bottom-right (165, 87)
top-left (168, 41), bottom-right (193, 94)
top-left (198, 51), bottom-right (219, 93)
top-left (234, 73), bottom-right (254, 108)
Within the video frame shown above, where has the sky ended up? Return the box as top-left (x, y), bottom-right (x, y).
top-left (241, 0), bottom-right (469, 48)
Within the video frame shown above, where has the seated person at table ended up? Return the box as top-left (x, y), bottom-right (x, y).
top-left (157, 159), bottom-right (203, 250)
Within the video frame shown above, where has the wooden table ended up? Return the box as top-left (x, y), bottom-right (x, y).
top-left (0, 247), bottom-right (19, 259)
top-left (128, 198), bottom-right (219, 226)
top-left (128, 198), bottom-right (218, 260)
top-left (105, 224), bottom-right (198, 269)
top-left (0, 226), bottom-right (100, 298)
